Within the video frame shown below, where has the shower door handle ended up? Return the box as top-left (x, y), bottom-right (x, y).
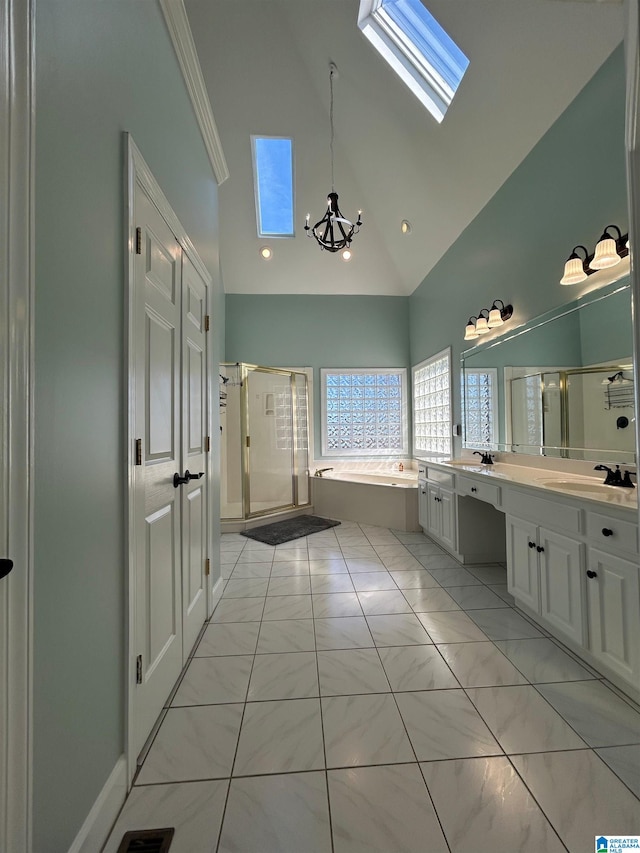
top-left (173, 470), bottom-right (205, 488)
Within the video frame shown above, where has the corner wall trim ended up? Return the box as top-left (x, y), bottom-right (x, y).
top-left (159, 0), bottom-right (229, 185)
top-left (67, 756), bottom-right (127, 853)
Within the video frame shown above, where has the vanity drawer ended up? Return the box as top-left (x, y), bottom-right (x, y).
top-left (426, 467), bottom-right (454, 489)
top-left (586, 511), bottom-right (638, 555)
top-left (457, 476), bottom-right (501, 507)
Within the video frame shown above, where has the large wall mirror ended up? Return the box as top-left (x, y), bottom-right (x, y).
top-left (461, 280), bottom-right (636, 463)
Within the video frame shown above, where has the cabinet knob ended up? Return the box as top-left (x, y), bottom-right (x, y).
top-left (471, 487), bottom-right (477, 493)
top-left (601, 528), bottom-right (613, 537)
top-left (528, 541), bottom-right (536, 549)
top-left (536, 545), bottom-right (545, 553)
top-left (586, 570), bottom-right (598, 579)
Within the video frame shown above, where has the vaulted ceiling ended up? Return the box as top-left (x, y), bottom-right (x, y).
top-left (185, 0), bottom-right (624, 296)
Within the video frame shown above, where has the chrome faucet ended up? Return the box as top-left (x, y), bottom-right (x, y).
top-left (594, 464), bottom-right (636, 489)
top-left (314, 468), bottom-right (334, 478)
top-left (473, 451), bottom-right (494, 465)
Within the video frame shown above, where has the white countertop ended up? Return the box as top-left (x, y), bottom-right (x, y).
top-left (421, 459), bottom-right (638, 512)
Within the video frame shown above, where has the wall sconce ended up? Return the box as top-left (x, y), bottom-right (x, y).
top-left (463, 300), bottom-right (513, 340)
top-left (560, 225), bottom-right (628, 285)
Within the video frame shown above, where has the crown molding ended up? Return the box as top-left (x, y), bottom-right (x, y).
top-left (159, 0), bottom-right (229, 185)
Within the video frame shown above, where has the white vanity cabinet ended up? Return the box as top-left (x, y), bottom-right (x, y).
top-left (426, 483), bottom-right (456, 551)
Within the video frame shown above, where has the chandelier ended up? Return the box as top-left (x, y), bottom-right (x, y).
top-left (304, 62), bottom-right (362, 254)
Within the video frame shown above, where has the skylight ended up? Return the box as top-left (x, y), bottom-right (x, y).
top-left (358, 0), bottom-right (469, 123)
top-left (251, 136), bottom-right (295, 238)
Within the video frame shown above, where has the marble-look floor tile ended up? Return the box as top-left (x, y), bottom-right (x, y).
top-left (233, 698), bottom-right (324, 775)
top-left (389, 569), bottom-right (440, 589)
top-left (511, 750), bottom-right (640, 852)
top-left (379, 553), bottom-right (423, 572)
top-left (372, 544), bottom-right (412, 557)
top-left (262, 594), bottom-right (313, 621)
top-left (379, 645), bottom-right (458, 692)
top-left (436, 642), bottom-right (528, 688)
top-left (267, 575), bottom-right (312, 596)
top-left (536, 680), bottom-right (640, 747)
top-left (345, 557), bottom-right (386, 573)
top-left (405, 542), bottom-right (446, 556)
top-left (488, 583), bottom-right (515, 604)
top-left (357, 590), bottom-right (412, 615)
top-left (394, 533), bottom-right (433, 543)
top-left (495, 637), bottom-right (595, 683)
top-left (315, 616), bottom-right (375, 651)
top-left (273, 547), bottom-right (308, 562)
top-left (466, 564), bottom-right (508, 585)
top-left (395, 690), bottom-right (501, 761)
top-left (467, 685), bottom-right (586, 753)
top-left (417, 554), bottom-right (461, 570)
top-left (312, 592), bottom-right (363, 618)
top-left (309, 558), bottom-right (349, 574)
top-left (318, 648), bottom-right (390, 696)
top-left (270, 560), bottom-right (310, 576)
top-left (322, 693), bottom-right (415, 768)
top-left (222, 577), bottom-right (269, 599)
top-left (219, 772), bottom-right (332, 853)
top-left (103, 780), bottom-right (229, 853)
top-left (235, 549), bottom-right (275, 564)
top-left (467, 608), bottom-right (543, 640)
top-left (418, 610), bottom-right (489, 643)
top-left (328, 764), bottom-right (448, 853)
top-left (229, 562), bottom-right (272, 579)
top-left (247, 651), bottom-right (319, 701)
top-left (195, 622), bottom-right (260, 657)
top-left (341, 546), bottom-right (379, 560)
top-left (421, 757), bottom-right (565, 853)
top-left (596, 744), bottom-right (640, 798)
top-left (211, 597), bottom-right (265, 623)
top-left (425, 567), bottom-right (483, 586)
top-left (310, 573), bottom-right (355, 594)
top-left (350, 572), bottom-right (397, 592)
top-left (446, 585), bottom-right (509, 610)
top-left (366, 613), bottom-right (433, 647)
top-left (401, 587), bottom-right (460, 612)
top-left (137, 704), bottom-right (243, 783)
top-left (256, 618), bottom-right (315, 654)
top-left (172, 656), bottom-right (253, 706)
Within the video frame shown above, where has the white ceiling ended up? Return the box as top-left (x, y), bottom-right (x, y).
top-left (185, 0), bottom-right (624, 296)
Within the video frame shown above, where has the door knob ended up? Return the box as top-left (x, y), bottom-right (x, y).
top-left (173, 470), bottom-right (205, 488)
top-left (0, 559), bottom-right (14, 580)
top-left (528, 542), bottom-right (536, 549)
top-left (536, 545), bottom-right (545, 553)
top-left (586, 570), bottom-right (598, 579)
top-left (601, 528), bottom-right (613, 537)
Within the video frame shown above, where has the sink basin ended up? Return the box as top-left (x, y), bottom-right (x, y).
top-left (537, 479), bottom-right (635, 497)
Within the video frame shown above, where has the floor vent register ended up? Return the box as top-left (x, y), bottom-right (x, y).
top-left (116, 828), bottom-right (174, 853)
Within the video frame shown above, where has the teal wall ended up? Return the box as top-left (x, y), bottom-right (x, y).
top-left (225, 295), bottom-right (410, 457)
top-left (409, 45), bottom-right (627, 452)
top-left (34, 2), bottom-right (223, 849)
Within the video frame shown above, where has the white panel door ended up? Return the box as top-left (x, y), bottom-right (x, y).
top-left (133, 187), bottom-right (183, 759)
top-left (539, 528), bottom-right (584, 645)
top-left (587, 548), bottom-right (640, 685)
top-left (506, 515), bottom-right (540, 612)
top-left (180, 254), bottom-right (209, 659)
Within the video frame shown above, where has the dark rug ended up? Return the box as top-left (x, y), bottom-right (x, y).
top-left (241, 515), bottom-right (341, 546)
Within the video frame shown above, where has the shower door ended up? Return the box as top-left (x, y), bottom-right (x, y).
top-left (245, 367), bottom-right (296, 516)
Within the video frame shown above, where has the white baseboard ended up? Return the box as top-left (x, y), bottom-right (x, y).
top-left (68, 755), bottom-right (127, 853)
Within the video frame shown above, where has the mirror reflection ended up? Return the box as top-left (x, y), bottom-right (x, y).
top-left (461, 282), bottom-right (636, 462)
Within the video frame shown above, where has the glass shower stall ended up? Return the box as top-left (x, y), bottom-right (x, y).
top-left (220, 363), bottom-right (310, 520)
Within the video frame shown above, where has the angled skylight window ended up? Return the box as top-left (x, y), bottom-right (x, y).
top-left (358, 0), bottom-right (469, 123)
top-left (251, 136), bottom-right (295, 237)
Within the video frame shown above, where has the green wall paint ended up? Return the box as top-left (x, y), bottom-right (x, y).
top-left (225, 295), bottom-right (410, 457)
top-left (409, 45), bottom-right (626, 450)
top-left (34, 2), bottom-right (223, 849)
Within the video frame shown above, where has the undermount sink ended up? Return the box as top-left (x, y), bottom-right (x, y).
top-left (537, 479), bottom-right (635, 497)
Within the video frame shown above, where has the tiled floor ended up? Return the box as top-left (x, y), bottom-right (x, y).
top-left (105, 522), bottom-right (640, 853)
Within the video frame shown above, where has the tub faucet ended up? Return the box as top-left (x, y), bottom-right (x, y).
top-left (314, 468), bottom-right (334, 478)
top-left (473, 451), bottom-right (494, 465)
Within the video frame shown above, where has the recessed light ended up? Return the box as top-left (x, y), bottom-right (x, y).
top-left (259, 246), bottom-right (272, 260)
top-left (342, 249), bottom-right (352, 261)
top-left (401, 220), bottom-right (412, 235)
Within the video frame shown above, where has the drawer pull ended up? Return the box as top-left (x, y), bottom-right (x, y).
top-left (601, 528), bottom-right (613, 537)
top-left (536, 545), bottom-right (545, 553)
top-left (586, 570), bottom-right (598, 579)
top-left (471, 487), bottom-right (477, 493)
top-left (528, 541), bottom-right (536, 549)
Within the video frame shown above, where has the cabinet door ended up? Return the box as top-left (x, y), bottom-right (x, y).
top-left (539, 528), bottom-right (584, 645)
top-left (418, 482), bottom-right (429, 530)
top-left (587, 548), bottom-right (640, 686)
top-left (426, 484), bottom-right (441, 541)
top-left (506, 515), bottom-right (539, 611)
top-left (439, 488), bottom-right (457, 552)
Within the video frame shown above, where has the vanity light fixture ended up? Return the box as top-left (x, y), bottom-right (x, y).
top-left (559, 225), bottom-right (628, 284)
top-left (463, 301), bottom-right (513, 340)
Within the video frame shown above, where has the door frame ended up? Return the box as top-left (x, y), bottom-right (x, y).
top-left (0, 0), bottom-right (35, 850)
top-left (125, 135), bottom-right (214, 784)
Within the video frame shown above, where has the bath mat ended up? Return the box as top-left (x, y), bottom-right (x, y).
top-left (241, 515), bottom-right (341, 546)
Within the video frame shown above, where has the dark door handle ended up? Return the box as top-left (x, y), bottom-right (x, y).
top-left (0, 559), bottom-right (14, 580)
top-left (586, 570), bottom-right (598, 579)
top-left (528, 542), bottom-right (536, 549)
top-left (173, 470), bottom-right (205, 488)
top-left (602, 528), bottom-right (613, 537)
top-left (537, 546), bottom-right (545, 553)
top-left (471, 487), bottom-right (477, 493)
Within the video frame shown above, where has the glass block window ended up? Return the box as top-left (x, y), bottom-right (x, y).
top-left (462, 368), bottom-right (498, 449)
top-left (321, 369), bottom-right (408, 456)
top-left (413, 349), bottom-right (451, 456)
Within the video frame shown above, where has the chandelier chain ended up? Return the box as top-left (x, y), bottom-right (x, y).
top-left (329, 64), bottom-right (335, 192)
